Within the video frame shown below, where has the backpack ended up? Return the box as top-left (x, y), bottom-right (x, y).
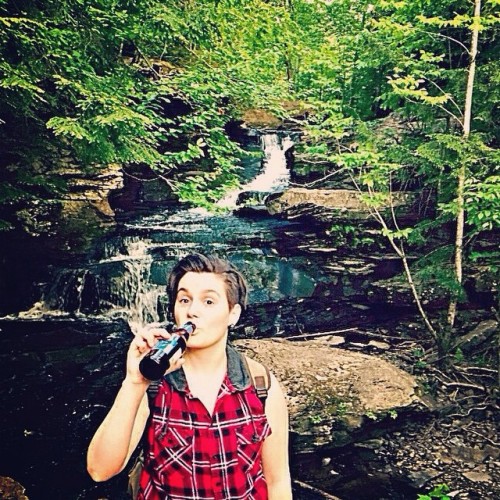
top-left (127, 356), bottom-right (271, 499)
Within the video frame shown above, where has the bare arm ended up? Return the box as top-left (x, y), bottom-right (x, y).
top-left (261, 373), bottom-right (292, 500)
top-left (87, 378), bottom-right (150, 481)
top-left (87, 325), bottom-right (184, 481)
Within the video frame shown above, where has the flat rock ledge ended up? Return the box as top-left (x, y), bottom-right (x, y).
top-left (265, 187), bottom-right (418, 223)
top-left (233, 339), bottom-right (427, 453)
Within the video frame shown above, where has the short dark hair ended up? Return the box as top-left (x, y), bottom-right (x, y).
top-left (167, 253), bottom-right (247, 317)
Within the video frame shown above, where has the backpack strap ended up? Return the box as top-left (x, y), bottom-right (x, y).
top-left (146, 355), bottom-right (271, 406)
top-left (243, 355), bottom-right (271, 408)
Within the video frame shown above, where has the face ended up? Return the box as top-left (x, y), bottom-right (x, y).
top-left (173, 272), bottom-right (241, 350)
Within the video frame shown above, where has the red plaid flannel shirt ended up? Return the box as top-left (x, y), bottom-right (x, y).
top-left (137, 347), bottom-right (271, 500)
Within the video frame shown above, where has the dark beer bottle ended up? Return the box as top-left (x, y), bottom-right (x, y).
top-left (139, 322), bottom-right (196, 380)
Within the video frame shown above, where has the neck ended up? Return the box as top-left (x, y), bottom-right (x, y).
top-left (184, 338), bottom-right (227, 374)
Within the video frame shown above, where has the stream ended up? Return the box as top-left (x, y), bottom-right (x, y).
top-left (0, 131), bottom-right (418, 499)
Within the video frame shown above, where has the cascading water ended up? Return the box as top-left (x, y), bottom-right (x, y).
top-left (20, 236), bottom-right (163, 331)
top-left (247, 134), bottom-right (294, 191)
top-left (15, 132), bottom-right (308, 334)
top-left (217, 133), bottom-right (294, 208)
top-left (0, 129), bottom-right (409, 499)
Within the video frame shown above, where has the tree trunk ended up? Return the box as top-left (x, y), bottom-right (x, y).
top-left (447, 0), bottom-right (481, 328)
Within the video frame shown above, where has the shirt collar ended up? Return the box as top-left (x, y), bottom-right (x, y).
top-left (164, 344), bottom-right (252, 393)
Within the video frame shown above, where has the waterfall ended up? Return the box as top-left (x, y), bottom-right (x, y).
top-left (9, 131), bottom-right (301, 334)
top-left (17, 236), bottom-right (165, 332)
top-left (246, 133), bottom-right (294, 191)
top-left (105, 238), bottom-right (164, 333)
top-left (217, 132), bottom-right (294, 208)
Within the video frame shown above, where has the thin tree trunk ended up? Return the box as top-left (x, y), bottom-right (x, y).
top-left (447, 0), bottom-right (481, 327)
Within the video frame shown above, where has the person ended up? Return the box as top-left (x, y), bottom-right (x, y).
top-left (87, 253), bottom-right (292, 499)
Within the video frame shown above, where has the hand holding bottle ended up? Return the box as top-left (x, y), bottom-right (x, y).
top-left (139, 322), bottom-right (195, 380)
top-left (126, 323), bottom-right (189, 384)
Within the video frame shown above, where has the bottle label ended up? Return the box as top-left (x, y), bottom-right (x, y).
top-left (166, 347), bottom-right (183, 365)
top-left (149, 334), bottom-right (181, 363)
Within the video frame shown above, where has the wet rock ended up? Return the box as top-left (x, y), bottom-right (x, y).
top-left (15, 200), bottom-right (62, 237)
top-left (0, 477), bottom-right (28, 500)
top-left (236, 190), bottom-right (270, 207)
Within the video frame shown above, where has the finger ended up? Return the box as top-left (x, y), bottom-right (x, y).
top-left (135, 337), bottom-right (150, 353)
top-left (139, 324), bottom-right (171, 348)
top-left (128, 337), bottom-right (147, 357)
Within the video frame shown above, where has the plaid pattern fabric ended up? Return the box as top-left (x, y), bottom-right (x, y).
top-left (137, 349), bottom-right (271, 500)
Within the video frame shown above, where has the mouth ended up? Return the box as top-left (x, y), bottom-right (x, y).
top-left (178, 322), bottom-right (197, 336)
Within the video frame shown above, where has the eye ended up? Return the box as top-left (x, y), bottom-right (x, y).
top-left (177, 297), bottom-right (190, 305)
top-left (205, 298), bottom-right (214, 305)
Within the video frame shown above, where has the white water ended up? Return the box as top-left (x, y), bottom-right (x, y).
top-left (117, 134), bottom-right (296, 329)
top-left (10, 133), bottom-right (295, 329)
top-left (217, 133), bottom-right (294, 208)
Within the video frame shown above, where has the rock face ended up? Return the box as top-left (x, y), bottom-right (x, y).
top-left (13, 160), bottom-right (124, 255)
top-left (16, 160), bottom-right (123, 240)
top-left (55, 160), bottom-right (123, 218)
top-left (265, 188), bottom-right (418, 224)
top-left (233, 339), bottom-right (425, 453)
top-left (367, 268), bottom-right (498, 310)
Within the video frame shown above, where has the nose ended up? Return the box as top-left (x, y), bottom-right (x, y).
top-left (187, 299), bottom-right (201, 318)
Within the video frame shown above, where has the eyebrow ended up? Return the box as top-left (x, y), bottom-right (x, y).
top-left (177, 287), bottom-right (222, 296)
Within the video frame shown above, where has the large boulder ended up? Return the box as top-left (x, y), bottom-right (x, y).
top-left (233, 338), bottom-right (427, 453)
top-left (265, 188), bottom-right (419, 224)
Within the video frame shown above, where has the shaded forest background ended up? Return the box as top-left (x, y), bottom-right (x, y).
top-left (0, 1), bottom-right (498, 376)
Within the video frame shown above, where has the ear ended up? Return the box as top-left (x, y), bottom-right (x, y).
top-left (228, 303), bottom-right (242, 326)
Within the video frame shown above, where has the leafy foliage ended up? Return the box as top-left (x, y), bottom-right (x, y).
top-left (0, 1), bottom-right (498, 345)
top-left (418, 483), bottom-right (451, 500)
top-left (0, 0), bottom-right (297, 227)
top-left (283, 0), bottom-right (498, 352)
